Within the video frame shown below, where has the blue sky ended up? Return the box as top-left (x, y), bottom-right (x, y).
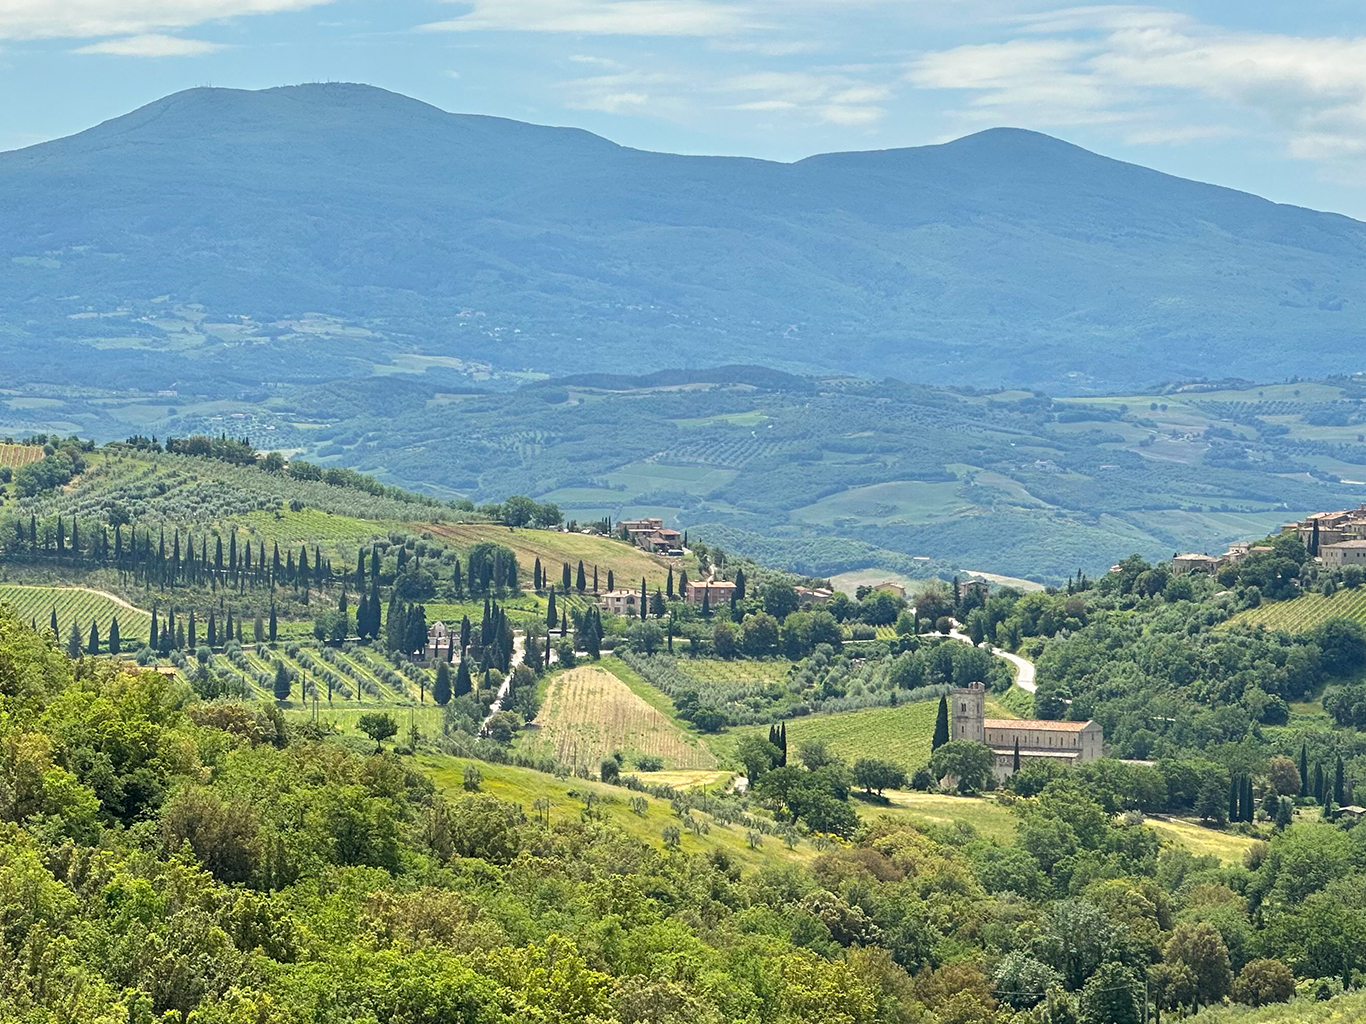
top-left (4, 1), bottom-right (1366, 217)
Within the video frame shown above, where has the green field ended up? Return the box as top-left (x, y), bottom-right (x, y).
top-left (426, 522), bottom-right (688, 591)
top-left (791, 479), bottom-right (970, 528)
top-left (708, 695), bottom-right (1019, 773)
top-left (1147, 817), bottom-right (1258, 866)
top-left (420, 753), bottom-right (816, 871)
top-left (1187, 992), bottom-right (1366, 1023)
top-left (1228, 589), bottom-right (1366, 634)
top-left (0, 583), bottom-right (151, 645)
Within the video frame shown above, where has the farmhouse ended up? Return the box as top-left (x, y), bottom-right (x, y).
top-left (1283, 506), bottom-right (1366, 550)
top-left (956, 578), bottom-right (990, 602)
top-left (871, 581), bottom-right (906, 598)
top-left (422, 621), bottom-right (458, 662)
top-left (1171, 553), bottom-right (1220, 576)
top-left (795, 585), bottom-right (834, 607)
top-left (685, 579), bottom-right (736, 607)
top-left (952, 682), bottom-right (1104, 782)
top-left (599, 589), bottom-right (641, 616)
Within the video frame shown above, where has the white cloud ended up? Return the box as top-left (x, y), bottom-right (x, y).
top-left (423, 0), bottom-right (753, 37)
top-left (75, 32), bottom-right (225, 56)
top-left (906, 11), bottom-right (1366, 163)
top-left (0, 1), bottom-right (330, 40)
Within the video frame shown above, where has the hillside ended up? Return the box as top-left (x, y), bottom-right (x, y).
top-left (2, 83), bottom-right (1365, 396)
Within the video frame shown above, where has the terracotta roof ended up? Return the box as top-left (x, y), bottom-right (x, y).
top-left (1324, 540), bottom-right (1366, 549)
top-left (984, 718), bottom-right (1094, 732)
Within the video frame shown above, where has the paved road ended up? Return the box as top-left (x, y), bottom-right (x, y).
top-left (947, 626), bottom-right (1037, 693)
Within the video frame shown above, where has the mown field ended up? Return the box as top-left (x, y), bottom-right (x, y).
top-left (0, 583), bottom-right (151, 644)
top-left (424, 522), bottom-right (686, 590)
top-left (1229, 589), bottom-right (1366, 634)
top-left (420, 753), bottom-right (816, 871)
top-left (522, 665), bottom-right (717, 771)
top-left (0, 443), bottom-right (43, 468)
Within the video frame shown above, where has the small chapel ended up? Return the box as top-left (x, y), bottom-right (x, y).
top-left (951, 681), bottom-right (1104, 782)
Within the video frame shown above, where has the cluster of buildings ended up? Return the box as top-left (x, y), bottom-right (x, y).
top-left (618, 518), bottom-right (685, 556)
top-left (1282, 506), bottom-right (1366, 568)
top-left (952, 681), bottom-right (1104, 782)
top-left (1171, 506), bottom-right (1366, 576)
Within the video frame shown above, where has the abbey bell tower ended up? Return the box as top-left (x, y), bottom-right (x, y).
top-left (952, 681), bottom-right (986, 743)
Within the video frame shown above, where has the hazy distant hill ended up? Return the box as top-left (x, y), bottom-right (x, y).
top-left (3, 81), bottom-right (1366, 391)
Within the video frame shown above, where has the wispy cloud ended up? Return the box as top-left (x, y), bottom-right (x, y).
top-left (75, 32), bottom-right (225, 56)
top-left (423, 0), bottom-right (754, 37)
top-left (906, 8), bottom-right (1366, 164)
top-left (0, 1), bottom-right (331, 41)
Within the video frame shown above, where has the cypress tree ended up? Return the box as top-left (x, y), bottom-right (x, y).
top-left (176, 622), bottom-right (186, 650)
top-left (640, 578), bottom-right (647, 621)
top-left (735, 567), bottom-right (747, 601)
top-left (454, 656), bottom-right (472, 698)
top-left (593, 565), bottom-right (598, 593)
top-left (667, 567), bottom-right (674, 598)
top-left (273, 660), bottom-right (291, 701)
top-left (932, 696), bottom-right (950, 750)
top-left (546, 587), bottom-right (557, 629)
top-left (701, 589), bottom-right (710, 618)
top-left (207, 610), bottom-right (217, 648)
top-left (607, 570), bottom-right (615, 592)
top-left (460, 615), bottom-right (471, 653)
top-left (562, 562), bottom-right (571, 592)
top-left (576, 560), bottom-right (586, 593)
top-left (1229, 776), bottom-right (1240, 823)
top-left (50, 607), bottom-right (59, 635)
top-left (1012, 738), bottom-right (1021, 773)
top-left (87, 621), bottom-right (100, 656)
top-left (188, 609), bottom-right (197, 649)
top-left (434, 660), bottom-right (452, 705)
top-left (778, 722), bottom-right (787, 766)
top-left (66, 620), bottom-right (82, 658)
top-left (534, 558), bottom-right (543, 591)
top-left (254, 615), bottom-right (264, 644)
top-left (268, 603), bottom-right (278, 642)
top-left (148, 608), bottom-right (156, 647)
top-left (1335, 755), bottom-right (1346, 807)
top-left (1315, 762), bottom-right (1326, 803)
top-left (109, 616), bottom-right (120, 655)
top-left (679, 569), bottom-right (689, 595)
top-left (1300, 743), bottom-right (1309, 797)
top-left (1245, 776), bottom-right (1255, 820)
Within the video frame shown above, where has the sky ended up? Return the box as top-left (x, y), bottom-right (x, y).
top-left (4, 1), bottom-right (1366, 218)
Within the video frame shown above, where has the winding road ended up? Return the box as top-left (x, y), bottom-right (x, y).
top-left (947, 625), bottom-right (1037, 694)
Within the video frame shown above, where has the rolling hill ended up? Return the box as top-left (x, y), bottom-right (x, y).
top-left (2, 82), bottom-right (1365, 394)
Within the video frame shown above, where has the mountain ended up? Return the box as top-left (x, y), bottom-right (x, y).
top-left (3, 82), bottom-right (1366, 392)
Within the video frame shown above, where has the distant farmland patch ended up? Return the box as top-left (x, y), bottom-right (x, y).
top-left (1227, 589), bottom-right (1366, 634)
top-left (0, 444), bottom-right (44, 469)
top-left (525, 665), bottom-right (717, 771)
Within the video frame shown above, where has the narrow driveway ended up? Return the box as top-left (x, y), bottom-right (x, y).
top-left (946, 626), bottom-right (1037, 693)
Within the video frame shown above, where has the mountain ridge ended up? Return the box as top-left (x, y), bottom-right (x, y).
top-left (2, 82), bottom-right (1365, 393)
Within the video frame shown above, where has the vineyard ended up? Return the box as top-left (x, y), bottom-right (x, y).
top-left (524, 665), bottom-right (717, 771)
top-left (1228, 590), bottom-right (1366, 633)
top-left (0, 583), bottom-right (151, 644)
top-left (0, 443), bottom-right (43, 468)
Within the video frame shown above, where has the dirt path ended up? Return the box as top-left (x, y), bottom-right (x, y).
top-left (481, 633), bottom-right (526, 731)
top-left (947, 625), bottom-right (1037, 694)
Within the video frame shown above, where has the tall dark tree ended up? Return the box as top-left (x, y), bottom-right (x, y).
top-left (268, 603), bottom-right (278, 642)
top-left (109, 616), bottom-right (120, 655)
top-left (667, 567), bottom-right (674, 599)
top-left (87, 621), bottom-right (100, 656)
top-left (1315, 762), bottom-right (1326, 803)
top-left (562, 562), bottom-right (572, 593)
top-left (454, 656), bottom-right (473, 698)
top-left (640, 578), bottom-right (648, 621)
top-left (932, 696), bottom-right (950, 751)
top-left (778, 722), bottom-right (787, 766)
top-left (607, 569), bottom-right (615, 592)
top-left (434, 660), bottom-right (452, 705)
top-left (546, 587), bottom-right (557, 630)
top-left (66, 620), bottom-right (83, 659)
top-left (460, 615), bottom-right (472, 653)
top-left (734, 568), bottom-right (747, 602)
top-left (1300, 743), bottom-right (1309, 797)
top-left (273, 660), bottom-right (291, 701)
top-left (576, 560), bottom-right (586, 593)
top-left (207, 610), bottom-right (217, 648)
top-left (534, 557), bottom-right (543, 591)
top-left (592, 565), bottom-right (599, 593)
top-left (1012, 738), bottom-right (1021, 773)
top-left (188, 609), bottom-right (197, 649)
top-left (147, 607), bottom-right (156, 648)
top-left (50, 607), bottom-right (59, 636)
